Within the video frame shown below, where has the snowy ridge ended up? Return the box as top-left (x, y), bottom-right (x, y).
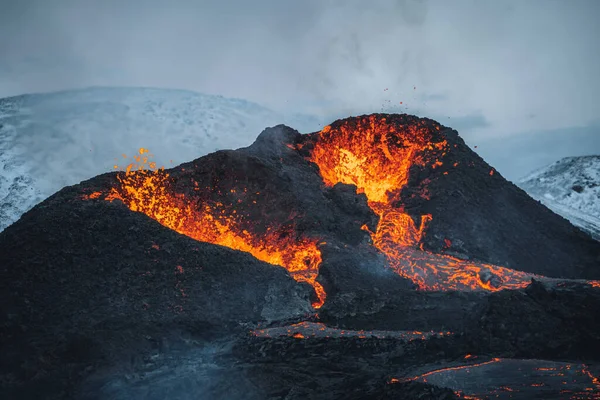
top-left (519, 155), bottom-right (600, 240)
top-left (0, 87), bottom-right (324, 232)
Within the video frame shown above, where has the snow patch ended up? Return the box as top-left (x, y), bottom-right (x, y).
top-left (0, 87), bottom-right (324, 232)
top-left (519, 155), bottom-right (600, 240)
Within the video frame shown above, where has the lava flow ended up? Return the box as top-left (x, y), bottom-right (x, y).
top-left (100, 148), bottom-right (326, 308)
top-left (309, 115), bottom-right (538, 291)
top-left (392, 358), bottom-right (600, 399)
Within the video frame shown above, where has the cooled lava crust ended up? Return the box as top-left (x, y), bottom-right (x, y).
top-left (1, 114), bottom-right (599, 399)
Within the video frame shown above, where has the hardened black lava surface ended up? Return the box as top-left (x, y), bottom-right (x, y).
top-left (1, 114), bottom-right (599, 399)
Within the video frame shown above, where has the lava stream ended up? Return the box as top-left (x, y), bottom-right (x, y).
top-left (100, 148), bottom-right (326, 308)
top-left (310, 115), bottom-right (543, 291)
top-left (392, 358), bottom-right (600, 399)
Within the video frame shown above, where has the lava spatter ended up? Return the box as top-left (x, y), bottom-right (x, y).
top-left (309, 115), bottom-right (540, 291)
top-left (103, 148), bottom-right (326, 308)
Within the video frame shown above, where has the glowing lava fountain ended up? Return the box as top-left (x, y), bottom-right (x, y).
top-left (103, 149), bottom-right (325, 308)
top-left (309, 115), bottom-right (541, 291)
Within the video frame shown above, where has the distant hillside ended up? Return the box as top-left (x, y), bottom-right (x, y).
top-left (519, 155), bottom-right (600, 240)
top-left (0, 87), bottom-right (323, 231)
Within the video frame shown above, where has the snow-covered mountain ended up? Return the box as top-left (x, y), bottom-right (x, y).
top-left (519, 155), bottom-right (600, 240)
top-left (0, 87), bottom-right (324, 232)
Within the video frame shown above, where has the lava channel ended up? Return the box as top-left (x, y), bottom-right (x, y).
top-left (308, 115), bottom-right (600, 292)
top-left (96, 148), bottom-right (326, 308)
top-left (392, 358), bottom-right (600, 399)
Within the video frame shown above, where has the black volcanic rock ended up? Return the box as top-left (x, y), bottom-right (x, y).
top-left (170, 125), bottom-right (379, 249)
top-left (228, 336), bottom-right (460, 400)
top-left (166, 118), bottom-right (600, 289)
top-left (319, 279), bottom-right (600, 361)
top-left (1, 114), bottom-right (600, 399)
top-left (166, 124), bottom-right (416, 299)
top-left (395, 125), bottom-right (600, 278)
top-left (300, 114), bottom-right (600, 279)
top-left (0, 176), bottom-right (313, 399)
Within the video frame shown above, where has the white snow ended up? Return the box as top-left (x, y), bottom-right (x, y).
top-left (519, 155), bottom-right (600, 240)
top-left (0, 87), bottom-right (324, 232)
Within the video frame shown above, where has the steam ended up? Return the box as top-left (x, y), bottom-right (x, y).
top-left (1, 0), bottom-right (599, 177)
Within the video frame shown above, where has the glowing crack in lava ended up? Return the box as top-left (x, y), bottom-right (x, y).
top-left (392, 358), bottom-right (600, 399)
top-left (252, 321), bottom-right (452, 340)
top-left (309, 115), bottom-right (542, 291)
top-left (102, 148), bottom-right (326, 308)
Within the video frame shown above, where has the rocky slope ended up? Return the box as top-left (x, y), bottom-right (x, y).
top-left (1, 115), bottom-right (599, 399)
top-left (519, 155), bottom-right (600, 240)
top-left (0, 87), bottom-right (322, 232)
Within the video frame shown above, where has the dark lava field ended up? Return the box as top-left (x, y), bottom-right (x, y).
top-left (1, 114), bottom-right (599, 399)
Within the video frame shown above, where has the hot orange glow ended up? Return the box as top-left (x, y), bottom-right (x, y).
top-left (401, 359), bottom-right (600, 399)
top-left (81, 191), bottom-right (102, 200)
top-left (85, 121), bottom-right (600, 308)
top-left (455, 394), bottom-right (482, 400)
top-left (310, 117), bottom-right (443, 246)
top-left (103, 149), bottom-right (326, 308)
top-left (582, 366), bottom-right (600, 387)
top-left (396, 358), bottom-right (502, 384)
top-left (308, 115), bottom-right (542, 291)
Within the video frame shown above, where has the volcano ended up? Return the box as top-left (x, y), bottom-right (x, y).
top-left (1, 114), bottom-right (599, 399)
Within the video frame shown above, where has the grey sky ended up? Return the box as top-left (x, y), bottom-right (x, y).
top-left (1, 0), bottom-right (599, 170)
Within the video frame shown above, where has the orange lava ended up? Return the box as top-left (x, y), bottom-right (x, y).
top-left (309, 115), bottom-right (535, 291)
top-left (396, 358), bottom-right (600, 399)
top-left (455, 394), bottom-right (482, 400)
top-left (394, 358), bottom-right (502, 385)
top-left (104, 148), bottom-right (326, 308)
top-left (292, 333), bottom-right (305, 339)
top-left (81, 191), bottom-right (102, 200)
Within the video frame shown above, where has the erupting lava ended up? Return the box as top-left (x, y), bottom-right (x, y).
top-left (102, 148), bottom-right (326, 308)
top-left (309, 115), bottom-right (538, 291)
top-left (86, 118), bottom-right (599, 309)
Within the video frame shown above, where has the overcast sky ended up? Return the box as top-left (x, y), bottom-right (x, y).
top-left (1, 0), bottom-right (599, 175)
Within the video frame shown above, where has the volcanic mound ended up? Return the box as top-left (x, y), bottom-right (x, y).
top-left (1, 114), bottom-right (599, 399)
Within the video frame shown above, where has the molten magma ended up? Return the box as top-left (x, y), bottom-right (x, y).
top-left (393, 358), bottom-right (600, 399)
top-left (312, 119), bottom-right (442, 246)
top-left (105, 149), bottom-right (325, 308)
top-left (309, 115), bottom-right (537, 291)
